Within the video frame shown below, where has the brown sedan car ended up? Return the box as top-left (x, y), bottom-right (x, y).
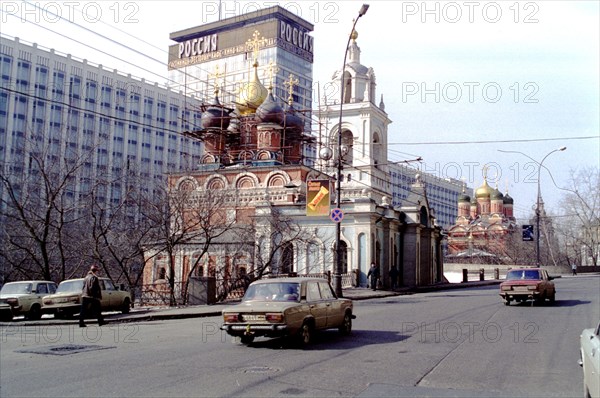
top-left (221, 278), bottom-right (354, 346)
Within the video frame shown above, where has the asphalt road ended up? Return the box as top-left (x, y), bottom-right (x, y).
top-left (1, 275), bottom-right (598, 398)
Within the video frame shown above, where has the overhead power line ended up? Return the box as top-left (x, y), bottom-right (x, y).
top-left (390, 136), bottom-right (598, 146)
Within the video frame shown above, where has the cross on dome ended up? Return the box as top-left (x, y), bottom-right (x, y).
top-left (246, 30), bottom-right (267, 66)
top-left (266, 59), bottom-right (279, 90)
top-left (284, 73), bottom-right (299, 105)
top-left (210, 65), bottom-right (223, 96)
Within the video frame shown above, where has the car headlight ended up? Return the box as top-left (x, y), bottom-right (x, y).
top-left (501, 286), bottom-right (512, 291)
top-left (6, 298), bottom-right (18, 306)
top-left (265, 313), bottom-right (284, 323)
top-left (528, 286), bottom-right (538, 291)
top-left (69, 296), bottom-right (81, 303)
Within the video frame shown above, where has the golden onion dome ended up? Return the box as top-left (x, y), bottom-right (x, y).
top-left (475, 178), bottom-right (492, 198)
top-left (236, 62), bottom-right (268, 116)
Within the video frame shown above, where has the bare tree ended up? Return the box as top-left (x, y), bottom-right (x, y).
top-left (211, 204), bottom-right (327, 301)
top-left (0, 141), bottom-right (92, 281)
top-left (142, 181), bottom-right (239, 305)
top-left (499, 231), bottom-right (536, 265)
top-left (556, 167), bottom-right (599, 267)
top-left (84, 180), bottom-right (155, 300)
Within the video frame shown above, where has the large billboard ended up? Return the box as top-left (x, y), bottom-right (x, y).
top-left (168, 19), bottom-right (313, 70)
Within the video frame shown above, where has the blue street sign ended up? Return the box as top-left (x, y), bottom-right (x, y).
top-left (522, 225), bottom-right (534, 241)
top-left (330, 208), bottom-right (344, 223)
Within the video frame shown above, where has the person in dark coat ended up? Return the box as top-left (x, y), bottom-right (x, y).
top-left (79, 265), bottom-right (106, 327)
top-left (367, 262), bottom-right (380, 291)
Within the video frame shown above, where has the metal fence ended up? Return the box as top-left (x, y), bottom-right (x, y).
top-left (138, 272), bottom-right (355, 307)
top-left (137, 282), bottom-right (185, 306)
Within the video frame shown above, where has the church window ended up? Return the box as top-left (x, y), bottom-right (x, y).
top-left (343, 71), bottom-right (352, 103)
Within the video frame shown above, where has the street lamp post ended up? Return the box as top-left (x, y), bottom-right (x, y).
top-left (333, 4), bottom-right (369, 298)
top-left (498, 146), bottom-right (566, 266)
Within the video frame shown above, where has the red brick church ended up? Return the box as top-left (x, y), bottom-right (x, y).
top-left (446, 174), bottom-right (517, 261)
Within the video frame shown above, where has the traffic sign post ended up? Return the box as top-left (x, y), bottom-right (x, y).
top-left (330, 208), bottom-right (344, 223)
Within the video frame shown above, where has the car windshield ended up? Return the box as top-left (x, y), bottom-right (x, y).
top-left (506, 270), bottom-right (541, 280)
top-left (56, 280), bottom-right (84, 293)
top-left (243, 282), bottom-right (300, 302)
top-left (0, 283), bottom-right (32, 295)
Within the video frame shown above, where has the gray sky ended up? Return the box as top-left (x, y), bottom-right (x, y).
top-left (2, 0), bottom-right (598, 219)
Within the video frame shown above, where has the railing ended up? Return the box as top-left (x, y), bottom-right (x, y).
top-left (138, 272), bottom-right (355, 307)
top-left (137, 281), bottom-right (187, 306)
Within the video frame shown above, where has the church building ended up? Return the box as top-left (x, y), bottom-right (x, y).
top-left (446, 173), bottom-right (517, 261)
top-left (143, 21), bottom-right (444, 300)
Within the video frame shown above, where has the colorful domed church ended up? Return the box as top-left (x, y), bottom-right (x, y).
top-left (185, 44), bottom-right (313, 168)
top-left (446, 171), bottom-right (517, 261)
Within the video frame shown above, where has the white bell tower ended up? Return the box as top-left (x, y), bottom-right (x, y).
top-left (317, 30), bottom-right (392, 202)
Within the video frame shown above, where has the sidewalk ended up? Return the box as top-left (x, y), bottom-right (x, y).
top-left (1, 280), bottom-right (502, 327)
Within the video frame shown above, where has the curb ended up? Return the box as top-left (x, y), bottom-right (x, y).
top-left (0, 280), bottom-right (503, 327)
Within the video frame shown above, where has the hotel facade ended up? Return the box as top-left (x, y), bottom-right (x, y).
top-left (0, 35), bottom-right (203, 213)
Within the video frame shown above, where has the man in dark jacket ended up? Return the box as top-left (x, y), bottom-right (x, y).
top-left (367, 262), bottom-right (380, 291)
top-left (79, 265), bottom-right (106, 327)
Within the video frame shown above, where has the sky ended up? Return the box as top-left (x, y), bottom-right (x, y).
top-left (1, 0), bottom-right (598, 221)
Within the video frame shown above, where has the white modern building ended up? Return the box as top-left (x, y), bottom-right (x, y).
top-left (390, 165), bottom-right (468, 230)
top-left (0, 35), bottom-right (203, 212)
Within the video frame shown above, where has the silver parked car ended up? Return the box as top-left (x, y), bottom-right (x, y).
top-left (0, 281), bottom-right (57, 320)
top-left (580, 320), bottom-right (600, 398)
top-left (221, 278), bottom-right (354, 346)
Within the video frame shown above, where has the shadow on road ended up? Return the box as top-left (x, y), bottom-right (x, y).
top-left (552, 299), bottom-right (591, 307)
top-left (506, 299), bottom-right (591, 308)
top-left (245, 329), bottom-right (409, 350)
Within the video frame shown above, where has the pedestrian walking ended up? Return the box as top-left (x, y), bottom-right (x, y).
top-left (389, 265), bottom-right (399, 290)
top-left (572, 263), bottom-right (577, 276)
top-left (79, 264), bottom-right (106, 327)
top-left (367, 262), bottom-right (380, 291)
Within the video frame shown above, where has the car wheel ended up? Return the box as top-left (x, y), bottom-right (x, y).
top-left (549, 290), bottom-right (556, 304)
top-left (121, 298), bottom-right (131, 314)
top-left (240, 335), bottom-right (255, 344)
top-left (339, 312), bottom-right (352, 335)
top-left (298, 322), bottom-right (313, 346)
top-left (504, 299), bottom-right (511, 306)
top-left (27, 304), bottom-right (42, 320)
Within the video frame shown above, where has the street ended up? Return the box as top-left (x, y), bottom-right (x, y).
top-left (1, 276), bottom-right (598, 397)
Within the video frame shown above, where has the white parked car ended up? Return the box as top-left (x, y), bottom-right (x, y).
top-left (580, 321), bottom-right (600, 398)
top-left (0, 281), bottom-right (57, 320)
